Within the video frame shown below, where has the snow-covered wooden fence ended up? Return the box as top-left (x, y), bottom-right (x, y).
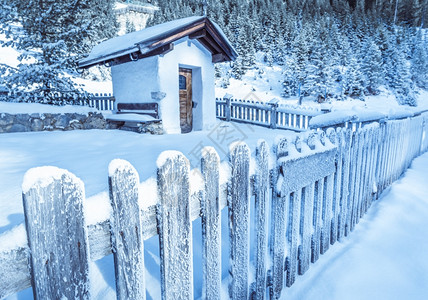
top-left (1, 112), bottom-right (428, 299)
top-left (216, 96), bottom-right (322, 132)
top-left (1, 91), bottom-right (115, 111)
top-left (72, 93), bottom-right (115, 111)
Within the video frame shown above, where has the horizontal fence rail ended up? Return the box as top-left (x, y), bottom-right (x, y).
top-left (216, 97), bottom-right (323, 132)
top-left (0, 92), bottom-right (115, 111)
top-left (1, 112), bottom-right (428, 299)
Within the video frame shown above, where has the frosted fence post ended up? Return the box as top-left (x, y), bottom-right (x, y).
top-left (351, 129), bottom-right (364, 230)
top-left (356, 130), bottom-right (368, 221)
top-left (298, 134), bottom-right (317, 275)
top-left (269, 138), bottom-right (288, 299)
top-left (321, 174), bottom-right (334, 254)
top-left (228, 142), bottom-right (250, 300)
top-left (253, 140), bottom-right (270, 300)
top-left (285, 137), bottom-right (302, 287)
top-left (108, 160), bottom-right (146, 300)
top-left (224, 93), bottom-right (232, 121)
top-left (22, 167), bottom-right (90, 300)
top-left (361, 129), bottom-right (372, 214)
top-left (328, 128), bottom-right (341, 245)
top-left (268, 99), bottom-right (279, 129)
top-left (364, 128), bottom-right (375, 213)
top-left (201, 147), bottom-right (221, 300)
top-left (345, 131), bottom-right (358, 235)
top-left (338, 128), bottom-right (351, 240)
top-left (299, 182), bottom-right (314, 275)
top-left (157, 151), bottom-right (193, 300)
top-left (311, 133), bottom-right (325, 263)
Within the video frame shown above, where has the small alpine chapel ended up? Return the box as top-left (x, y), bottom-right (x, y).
top-left (79, 16), bottom-right (237, 134)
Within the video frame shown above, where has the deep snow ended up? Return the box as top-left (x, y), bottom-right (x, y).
top-left (1, 123), bottom-right (428, 299)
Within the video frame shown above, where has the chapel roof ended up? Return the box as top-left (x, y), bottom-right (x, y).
top-left (78, 16), bottom-right (237, 69)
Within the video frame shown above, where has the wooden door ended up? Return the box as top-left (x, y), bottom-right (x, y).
top-left (179, 68), bottom-right (193, 133)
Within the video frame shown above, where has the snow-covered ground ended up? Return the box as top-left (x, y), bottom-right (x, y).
top-left (1, 122), bottom-right (428, 299)
top-left (0, 122), bottom-right (293, 299)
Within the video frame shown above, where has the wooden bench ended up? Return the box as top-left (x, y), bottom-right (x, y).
top-left (117, 103), bottom-right (159, 119)
top-left (106, 102), bottom-right (161, 132)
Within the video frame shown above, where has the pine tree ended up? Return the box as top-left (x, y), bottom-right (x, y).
top-left (344, 54), bottom-right (365, 98)
top-left (282, 55), bottom-right (298, 97)
top-left (360, 37), bottom-right (383, 94)
top-left (0, 0), bottom-right (117, 104)
top-left (411, 32), bottom-right (428, 89)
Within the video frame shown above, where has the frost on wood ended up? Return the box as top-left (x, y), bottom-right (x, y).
top-left (108, 159), bottom-right (145, 300)
top-left (286, 189), bottom-right (301, 287)
top-left (228, 142), bottom-right (250, 300)
top-left (298, 182), bottom-right (314, 276)
top-left (201, 147), bottom-right (221, 300)
top-left (338, 129), bottom-right (352, 240)
top-left (320, 174), bottom-right (334, 255)
top-left (270, 137), bottom-right (288, 300)
top-left (254, 140), bottom-right (270, 300)
top-left (329, 128), bottom-right (343, 245)
top-left (274, 132), bottom-right (336, 284)
top-left (156, 151), bottom-right (193, 300)
top-left (22, 167), bottom-right (90, 300)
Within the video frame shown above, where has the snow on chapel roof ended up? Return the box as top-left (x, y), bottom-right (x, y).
top-left (78, 16), bottom-right (237, 69)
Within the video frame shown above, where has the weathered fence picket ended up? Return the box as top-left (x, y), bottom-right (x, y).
top-left (157, 152), bottom-right (193, 300)
top-left (253, 140), bottom-right (270, 300)
top-left (201, 147), bottom-right (221, 300)
top-left (228, 142), bottom-right (251, 300)
top-left (2, 110), bottom-right (428, 300)
top-left (269, 138), bottom-right (289, 300)
top-left (22, 167), bottom-right (90, 300)
top-left (108, 160), bottom-right (146, 300)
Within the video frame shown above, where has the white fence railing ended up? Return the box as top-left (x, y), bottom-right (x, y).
top-left (216, 97), bottom-right (323, 132)
top-left (1, 111), bottom-right (427, 299)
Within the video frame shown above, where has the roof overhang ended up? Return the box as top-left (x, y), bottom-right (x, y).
top-left (78, 17), bottom-right (237, 69)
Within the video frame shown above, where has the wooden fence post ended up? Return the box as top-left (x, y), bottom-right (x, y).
top-left (268, 99), bottom-right (279, 129)
top-left (157, 151), bottom-right (193, 300)
top-left (108, 159), bottom-right (146, 300)
top-left (201, 147), bottom-right (221, 300)
top-left (224, 94), bottom-right (232, 122)
top-left (311, 133), bottom-right (325, 263)
top-left (253, 140), bottom-right (270, 300)
top-left (285, 137), bottom-right (303, 287)
top-left (22, 167), bottom-right (90, 300)
top-left (328, 127), bottom-right (342, 245)
top-left (270, 138), bottom-right (288, 299)
top-left (228, 142), bottom-right (250, 300)
top-left (338, 128), bottom-right (351, 241)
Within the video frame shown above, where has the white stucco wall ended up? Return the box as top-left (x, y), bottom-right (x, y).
top-left (111, 56), bottom-right (160, 105)
top-left (158, 38), bottom-right (216, 133)
top-left (111, 37), bottom-right (216, 134)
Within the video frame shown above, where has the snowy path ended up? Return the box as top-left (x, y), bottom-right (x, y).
top-left (283, 151), bottom-right (428, 300)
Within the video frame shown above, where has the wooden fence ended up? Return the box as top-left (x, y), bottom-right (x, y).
top-left (216, 97), bottom-right (323, 132)
top-left (1, 112), bottom-right (427, 299)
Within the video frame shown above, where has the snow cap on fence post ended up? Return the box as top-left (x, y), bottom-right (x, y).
top-left (108, 159), bottom-right (146, 300)
top-left (228, 141), bottom-right (251, 300)
top-left (22, 166), bottom-right (90, 300)
top-left (156, 151), bottom-right (193, 300)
